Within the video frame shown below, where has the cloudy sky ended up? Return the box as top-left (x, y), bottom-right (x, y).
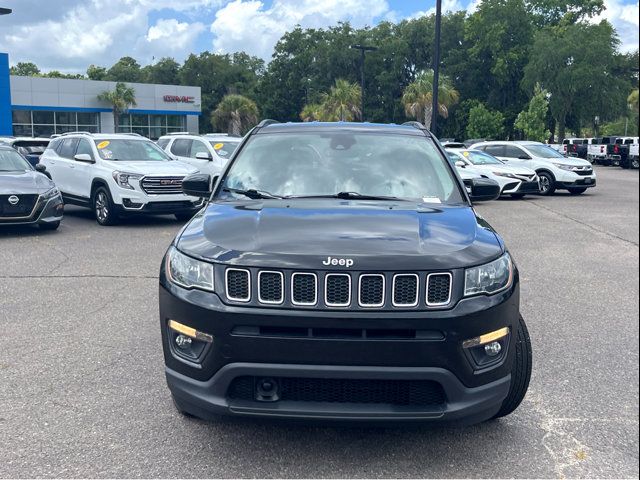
top-left (1, 0), bottom-right (638, 72)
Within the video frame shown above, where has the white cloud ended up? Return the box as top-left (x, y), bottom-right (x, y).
top-left (210, 0), bottom-right (390, 60)
top-left (143, 18), bottom-right (205, 54)
top-left (591, 0), bottom-right (639, 52)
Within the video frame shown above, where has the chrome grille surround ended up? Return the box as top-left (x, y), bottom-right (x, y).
top-left (426, 272), bottom-right (453, 307)
top-left (324, 273), bottom-right (352, 308)
top-left (140, 176), bottom-right (185, 195)
top-left (225, 268), bottom-right (251, 302)
top-left (291, 272), bottom-right (318, 306)
top-left (392, 273), bottom-right (419, 307)
top-left (358, 274), bottom-right (385, 308)
top-left (257, 270), bottom-right (284, 305)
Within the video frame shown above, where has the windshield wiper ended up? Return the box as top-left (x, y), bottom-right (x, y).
top-left (223, 187), bottom-right (283, 199)
top-left (287, 191), bottom-right (403, 201)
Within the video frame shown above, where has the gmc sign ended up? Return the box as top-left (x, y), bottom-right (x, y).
top-left (163, 95), bottom-right (195, 103)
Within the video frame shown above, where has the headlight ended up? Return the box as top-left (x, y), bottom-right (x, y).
top-left (112, 171), bottom-right (142, 190)
top-left (492, 171), bottom-right (518, 178)
top-left (464, 253), bottom-right (513, 296)
top-left (41, 186), bottom-right (60, 199)
top-left (166, 247), bottom-right (214, 292)
top-left (552, 163), bottom-right (577, 171)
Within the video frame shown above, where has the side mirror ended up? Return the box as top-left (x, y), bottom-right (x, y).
top-left (74, 153), bottom-right (94, 163)
top-left (455, 160), bottom-right (466, 168)
top-left (35, 163), bottom-right (47, 173)
top-left (183, 173), bottom-right (213, 198)
top-left (195, 152), bottom-right (212, 161)
top-left (518, 155), bottom-right (531, 160)
top-left (469, 178), bottom-right (501, 202)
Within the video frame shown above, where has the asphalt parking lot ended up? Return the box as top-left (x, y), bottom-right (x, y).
top-left (0, 166), bottom-right (638, 479)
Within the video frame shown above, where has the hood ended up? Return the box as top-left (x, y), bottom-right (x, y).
top-left (102, 160), bottom-right (197, 176)
top-left (177, 200), bottom-right (504, 270)
top-left (536, 156), bottom-right (591, 166)
top-left (469, 163), bottom-right (536, 175)
top-left (0, 170), bottom-right (54, 194)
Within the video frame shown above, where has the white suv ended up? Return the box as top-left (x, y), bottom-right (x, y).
top-left (469, 141), bottom-right (596, 196)
top-left (158, 133), bottom-right (241, 177)
top-left (40, 133), bottom-right (202, 225)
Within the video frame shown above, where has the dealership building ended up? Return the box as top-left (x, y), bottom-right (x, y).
top-left (0, 53), bottom-right (201, 139)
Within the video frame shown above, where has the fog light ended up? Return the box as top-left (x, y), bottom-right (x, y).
top-left (175, 334), bottom-right (192, 349)
top-left (484, 341), bottom-right (502, 356)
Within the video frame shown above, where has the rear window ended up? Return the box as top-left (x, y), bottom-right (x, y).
top-left (157, 138), bottom-right (170, 149)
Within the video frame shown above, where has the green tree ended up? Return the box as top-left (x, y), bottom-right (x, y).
top-left (300, 103), bottom-right (327, 122)
top-left (211, 94), bottom-right (259, 136)
top-left (402, 70), bottom-right (459, 130)
top-left (142, 57), bottom-right (180, 85)
top-left (515, 83), bottom-right (551, 141)
top-left (87, 65), bottom-right (107, 80)
top-left (321, 79), bottom-right (361, 122)
top-left (10, 62), bottom-right (40, 76)
top-left (629, 89), bottom-right (639, 132)
top-left (106, 56), bottom-right (143, 82)
top-left (466, 103), bottom-right (505, 139)
top-left (523, 21), bottom-right (626, 140)
top-left (97, 82), bottom-right (137, 132)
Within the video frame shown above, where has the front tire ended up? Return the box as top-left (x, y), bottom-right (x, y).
top-left (537, 172), bottom-right (556, 196)
top-left (492, 315), bottom-right (532, 419)
top-left (93, 187), bottom-right (118, 226)
top-left (568, 187), bottom-right (587, 195)
top-left (632, 158), bottom-right (640, 170)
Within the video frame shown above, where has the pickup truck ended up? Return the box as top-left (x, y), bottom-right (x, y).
top-left (563, 138), bottom-right (588, 159)
top-left (621, 137), bottom-right (639, 169)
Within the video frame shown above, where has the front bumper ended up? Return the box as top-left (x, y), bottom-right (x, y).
top-left (116, 197), bottom-right (205, 215)
top-left (159, 267), bottom-right (521, 424)
top-left (558, 177), bottom-right (596, 189)
top-left (0, 195), bottom-right (64, 226)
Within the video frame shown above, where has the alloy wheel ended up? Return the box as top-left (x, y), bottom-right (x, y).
top-left (95, 192), bottom-right (109, 222)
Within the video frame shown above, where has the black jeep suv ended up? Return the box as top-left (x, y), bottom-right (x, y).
top-left (159, 121), bottom-right (532, 425)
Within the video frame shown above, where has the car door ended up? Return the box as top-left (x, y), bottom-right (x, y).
top-left (169, 138), bottom-right (193, 166)
top-left (67, 138), bottom-right (95, 199)
top-left (50, 137), bottom-right (79, 194)
top-left (502, 145), bottom-right (530, 166)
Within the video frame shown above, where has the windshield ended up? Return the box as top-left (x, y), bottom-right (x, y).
top-left (525, 144), bottom-right (565, 158)
top-left (94, 139), bottom-right (172, 161)
top-left (210, 141), bottom-right (240, 158)
top-left (0, 149), bottom-right (32, 171)
top-left (460, 150), bottom-right (503, 165)
top-left (220, 132), bottom-right (464, 203)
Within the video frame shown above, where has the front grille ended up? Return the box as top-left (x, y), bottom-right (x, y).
top-left (258, 271), bottom-right (283, 304)
top-left (226, 268), bottom-right (250, 302)
top-left (393, 274), bottom-right (419, 307)
top-left (228, 376), bottom-right (446, 407)
top-left (426, 273), bottom-right (452, 306)
top-left (325, 274), bottom-right (351, 307)
top-left (223, 268), bottom-right (456, 310)
top-left (291, 273), bottom-right (317, 305)
top-left (0, 194), bottom-right (39, 218)
top-left (359, 274), bottom-right (384, 307)
top-left (575, 169), bottom-right (593, 176)
top-left (519, 181), bottom-right (541, 193)
top-left (140, 176), bottom-right (185, 195)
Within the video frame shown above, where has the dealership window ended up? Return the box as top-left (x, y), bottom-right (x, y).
top-left (117, 114), bottom-right (185, 139)
top-left (12, 110), bottom-right (100, 137)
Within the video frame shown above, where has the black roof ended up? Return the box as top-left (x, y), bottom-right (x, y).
top-left (256, 121), bottom-right (429, 136)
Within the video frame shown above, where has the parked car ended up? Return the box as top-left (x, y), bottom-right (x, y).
top-left (446, 153), bottom-right (500, 200)
top-left (158, 133), bottom-right (241, 177)
top-left (39, 133), bottom-right (201, 225)
top-left (470, 141), bottom-right (596, 195)
top-left (562, 138), bottom-right (589, 159)
top-left (619, 137), bottom-right (639, 169)
top-left (0, 137), bottom-right (50, 167)
top-left (441, 141), bottom-right (466, 149)
top-left (588, 136), bottom-right (628, 166)
top-left (447, 148), bottom-right (540, 198)
top-left (160, 120), bottom-right (531, 425)
top-left (0, 146), bottom-right (63, 230)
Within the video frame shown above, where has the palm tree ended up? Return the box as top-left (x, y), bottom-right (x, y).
top-left (211, 94), bottom-right (259, 136)
top-left (629, 89), bottom-right (639, 112)
top-left (300, 103), bottom-right (325, 122)
top-left (321, 79), bottom-right (362, 122)
top-left (97, 82), bottom-right (136, 132)
top-left (402, 70), bottom-right (460, 130)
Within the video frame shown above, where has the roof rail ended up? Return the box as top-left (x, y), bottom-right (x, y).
top-left (167, 131), bottom-right (192, 136)
top-left (204, 133), bottom-right (229, 136)
top-left (256, 119), bottom-right (280, 128)
top-left (58, 131), bottom-right (94, 136)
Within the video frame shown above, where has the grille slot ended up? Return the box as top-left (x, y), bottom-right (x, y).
top-left (140, 176), bottom-right (185, 195)
top-left (258, 271), bottom-right (284, 304)
top-left (426, 273), bottom-right (452, 306)
top-left (392, 274), bottom-right (419, 307)
top-left (228, 376), bottom-right (446, 406)
top-left (325, 274), bottom-right (351, 307)
top-left (358, 274), bottom-right (385, 307)
top-left (291, 273), bottom-right (317, 306)
top-left (226, 268), bottom-right (250, 302)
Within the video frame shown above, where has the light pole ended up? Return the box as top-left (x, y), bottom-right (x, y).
top-left (350, 44), bottom-right (377, 122)
top-left (431, 0), bottom-right (442, 135)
